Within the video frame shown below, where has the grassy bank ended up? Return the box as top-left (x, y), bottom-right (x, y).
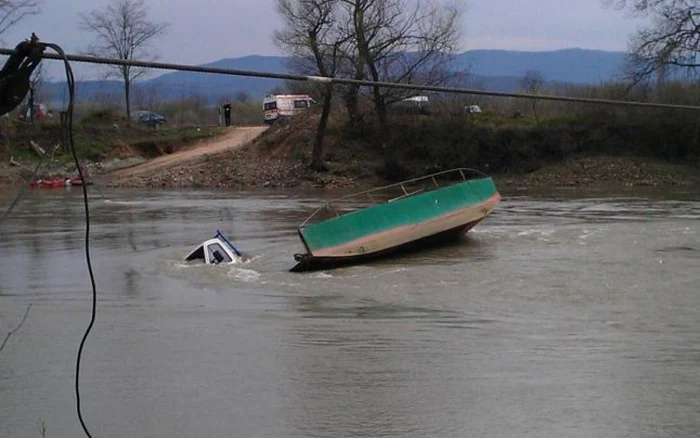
top-left (0, 110), bottom-right (227, 187)
top-left (217, 108), bottom-right (700, 189)
top-left (1, 115), bottom-right (226, 162)
top-left (377, 110), bottom-right (699, 176)
top-left (3, 106), bottom-right (699, 190)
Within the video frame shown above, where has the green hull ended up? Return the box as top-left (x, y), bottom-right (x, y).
top-left (295, 176), bottom-right (500, 268)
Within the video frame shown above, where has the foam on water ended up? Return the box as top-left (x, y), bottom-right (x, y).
top-left (102, 200), bottom-right (145, 206)
top-left (227, 267), bottom-right (261, 282)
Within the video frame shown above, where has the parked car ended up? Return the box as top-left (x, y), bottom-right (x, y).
top-left (466, 104), bottom-right (482, 113)
top-left (135, 110), bottom-right (167, 126)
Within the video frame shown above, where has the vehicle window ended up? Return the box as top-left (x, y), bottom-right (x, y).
top-left (207, 243), bottom-right (232, 263)
top-left (264, 102), bottom-right (277, 110)
top-left (185, 245), bottom-right (205, 262)
top-left (293, 100), bottom-right (309, 108)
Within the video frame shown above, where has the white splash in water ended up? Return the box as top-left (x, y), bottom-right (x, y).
top-left (103, 200), bottom-right (144, 206)
top-left (228, 268), bottom-right (261, 282)
top-left (516, 228), bottom-right (556, 242)
top-left (577, 227), bottom-right (604, 244)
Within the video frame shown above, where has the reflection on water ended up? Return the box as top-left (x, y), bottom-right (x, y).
top-left (1, 187), bottom-right (699, 437)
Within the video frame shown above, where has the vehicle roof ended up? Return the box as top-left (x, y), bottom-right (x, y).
top-left (264, 94), bottom-right (313, 100)
top-left (184, 237), bottom-right (237, 261)
top-left (402, 95), bottom-right (429, 102)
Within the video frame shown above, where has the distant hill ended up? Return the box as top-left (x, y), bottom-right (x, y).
top-left (41, 48), bottom-right (628, 105)
top-left (453, 48), bottom-right (627, 84)
top-left (148, 55), bottom-right (291, 101)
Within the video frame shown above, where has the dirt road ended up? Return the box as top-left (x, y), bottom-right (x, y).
top-left (110, 126), bottom-right (268, 178)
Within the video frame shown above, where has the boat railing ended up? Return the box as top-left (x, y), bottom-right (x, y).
top-left (299, 167), bottom-right (489, 228)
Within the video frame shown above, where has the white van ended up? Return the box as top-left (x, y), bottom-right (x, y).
top-left (262, 94), bottom-right (315, 123)
top-left (396, 95), bottom-right (430, 114)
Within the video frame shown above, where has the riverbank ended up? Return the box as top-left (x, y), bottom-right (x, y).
top-left (2, 112), bottom-right (699, 191)
top-left (495, 155), bottom-right (700, 189)
top-left (96, 152), bottom-right (699, 191)
top-left (2, 141), bottom-right (698, 192)
top-left (101, 112), bottom-right (700, 190)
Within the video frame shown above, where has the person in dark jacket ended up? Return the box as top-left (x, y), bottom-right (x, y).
top-left (223, 102), bottom-right (232, 126)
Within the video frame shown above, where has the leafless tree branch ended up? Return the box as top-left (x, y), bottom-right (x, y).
top-left (0, 0), bottom-right (41, 36)
top-left (80, 0), bottom-right (168, 120)
top-left (606, 0), bottom-right (700, 83)
top-left (276, 0), bottom-right (348, 170)
top-left (340, 0), bottom-right (463, 175)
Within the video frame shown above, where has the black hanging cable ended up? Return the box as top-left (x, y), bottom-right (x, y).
top-left (42, 42), bottom-right (96, 438)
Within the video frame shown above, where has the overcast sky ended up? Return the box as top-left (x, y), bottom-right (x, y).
top-left (2, 0), bottom-right (645, 80)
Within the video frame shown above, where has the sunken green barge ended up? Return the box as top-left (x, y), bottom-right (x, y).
top-left (291, 168), bottom-right (500, 272)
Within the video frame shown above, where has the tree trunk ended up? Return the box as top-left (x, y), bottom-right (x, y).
top-left (531, 100), bottom-right (539, 124)
top-left (124, 76), bottom-right (131, 124)
top-left (344, 61), bottom-right (364, 127)
top-left (344, 84), bottom-right (361, 127)
top-left (311, 85), bottom-right (333, 171)
top-left (373, 89), bottom-right (397, 178)
top-left (353, 5), bottom-right (397, 177)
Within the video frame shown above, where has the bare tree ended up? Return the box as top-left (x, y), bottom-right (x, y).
top-left (0, 0), bottom-right (41, 36)
top-left (80, 0), bottom-right (168, 122)
top-left (603, 0), bottom-right (668, 14)
top-left (276, 0), bottom-right (348, 170)
top-left (605, 0), bottom-right (700, 84)
top-left (521, 69), bottom-right (545, 123)
top-left (340, 0), bottom-right (463, 176)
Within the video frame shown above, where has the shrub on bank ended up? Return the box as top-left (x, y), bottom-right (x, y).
top-left (293, 106), bottom-right (700, 179)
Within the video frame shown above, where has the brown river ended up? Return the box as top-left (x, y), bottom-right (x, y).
top-left (1, 186), bottom-right (699, 437)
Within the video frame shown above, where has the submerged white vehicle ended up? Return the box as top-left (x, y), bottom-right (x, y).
top-left (184, 230), bottom-right (244, 265)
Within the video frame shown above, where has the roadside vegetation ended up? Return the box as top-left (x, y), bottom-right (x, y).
top-left (0, 108), bottom-right (226, 164)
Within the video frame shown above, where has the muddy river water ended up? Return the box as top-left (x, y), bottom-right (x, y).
top-left (1, 186), bottom-right (699, 437)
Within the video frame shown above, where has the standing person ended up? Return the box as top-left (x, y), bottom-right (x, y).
top-left (223, 102), bottom-right (232, 127)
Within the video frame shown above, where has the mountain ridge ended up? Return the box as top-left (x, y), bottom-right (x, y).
top-left (41, 48), bottom-right (628, 104)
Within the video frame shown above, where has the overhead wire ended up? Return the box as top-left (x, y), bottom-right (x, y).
top-left (2, 47), bottom-right (700, 111)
